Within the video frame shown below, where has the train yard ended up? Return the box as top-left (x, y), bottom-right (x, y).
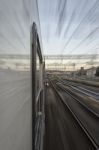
top-left (44, 74), bottom-right (99, 150)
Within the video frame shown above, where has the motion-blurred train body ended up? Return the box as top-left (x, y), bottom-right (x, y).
top-left (0, 0), bottom-right (44, 150)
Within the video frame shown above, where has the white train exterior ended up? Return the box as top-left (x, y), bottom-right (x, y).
top-left (0, 0), bottom-right (44, 150)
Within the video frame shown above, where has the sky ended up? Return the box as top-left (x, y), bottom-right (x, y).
top-left (0, 0), bottom-right (99, 55)
top-left (38, 0), bottom-right (99, 55)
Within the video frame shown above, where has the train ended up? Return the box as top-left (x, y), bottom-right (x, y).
top-left (0, 0), bottom-right (45, 150)
top-left (31, 23), bottom-right (45, 150)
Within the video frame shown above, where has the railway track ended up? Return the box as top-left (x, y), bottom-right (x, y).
top-left (60, 79), bottom-right (99, 100)
top-left (49, 79), bottom-right (99, 150)
top-left (56, 82), bottom-right (99, 116)
top-left (54, 77), bottom-right (99, 115)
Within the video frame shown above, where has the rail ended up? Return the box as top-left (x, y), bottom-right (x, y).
top-left (49, 78), bottom-right (99, 149)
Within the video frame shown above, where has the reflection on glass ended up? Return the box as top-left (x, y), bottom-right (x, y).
top-left (36, 52), bottom-right (40, 94)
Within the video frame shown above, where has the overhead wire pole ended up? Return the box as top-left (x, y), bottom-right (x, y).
top-left (44, 54), bottom-right (99, 71)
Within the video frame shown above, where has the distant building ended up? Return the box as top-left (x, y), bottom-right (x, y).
top-left (86, 67), bottom-right (96, 77)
